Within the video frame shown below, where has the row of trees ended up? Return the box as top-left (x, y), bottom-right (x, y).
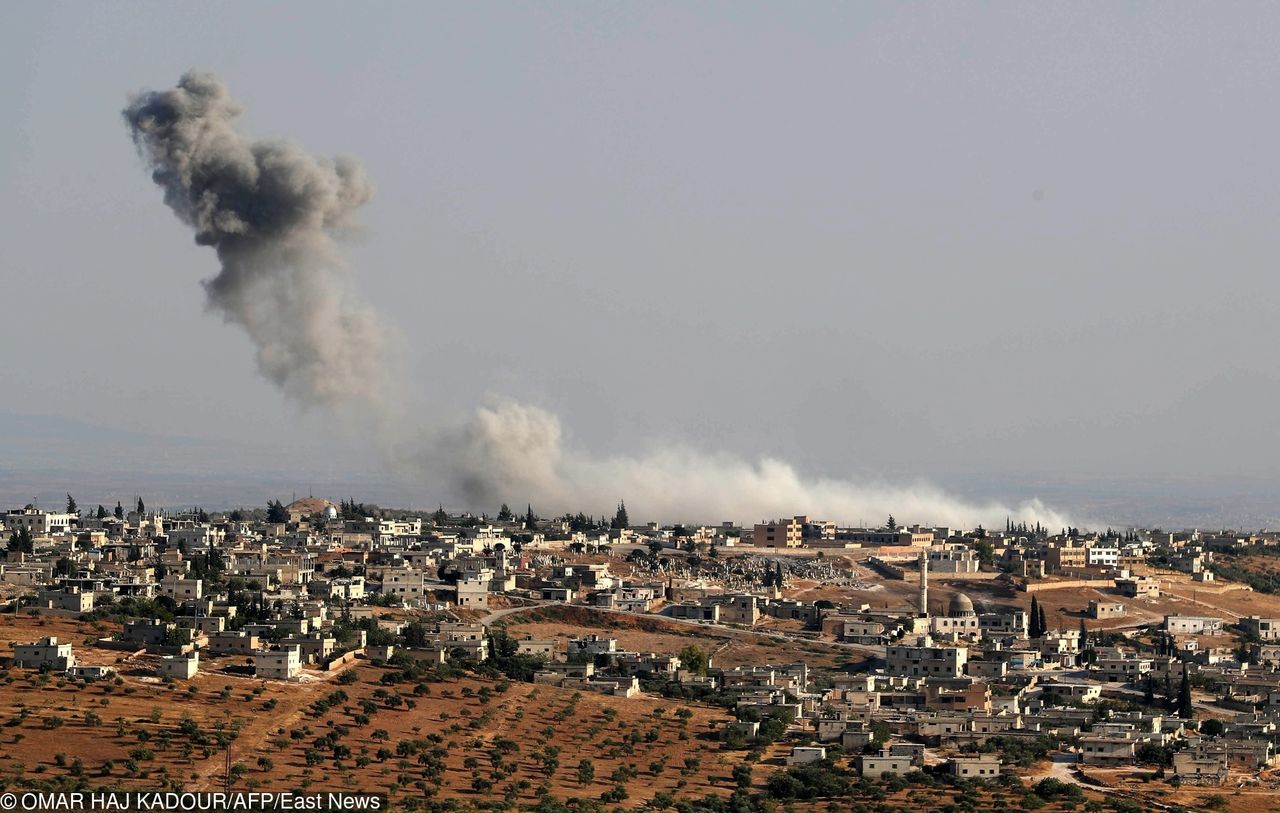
top-left (64, 496), bottom-right (145, 518)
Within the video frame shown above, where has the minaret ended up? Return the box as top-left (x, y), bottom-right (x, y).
top-left (918, 550), bottom-right (929, 617)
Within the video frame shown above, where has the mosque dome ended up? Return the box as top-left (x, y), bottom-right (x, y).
top-left (948, 593), bottom-right (976, 617)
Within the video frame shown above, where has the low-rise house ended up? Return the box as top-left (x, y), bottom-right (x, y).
top-left (1041, 681), bottom-right (1101, 704)
top-left (1172, 750), bottom-right (1229, 785)
top-left (158, 653), bottom-right (199, 679)
top-left (1115, 576), bottom-right (1160, 598)
top-left (1078, 735), bottom-right (1137, 765)
top-left (514, 637), bottom-right (558, 659)
top-left (824, 617), bottom-right (886, 644)
top-left (978, 610), bottom-right (1028, 638)
top-left (568, 635), bottom-right (618, 658)
top-left (1094, 649), bottom-right (1153, 683)
top-left (1088, 601), bottom-right (1127, 619)
top-left (1165, 615), bottom-right (1225, 635)
top-left (205, 631), bottom-right (261, 656)
top-left (856, 748), bottom-right (915, 777)
top-left (123, 619), bottom-right (193, 649)
top-left (787, 746), bottom-right (827, 766)
top-left (68, 664), bottom-right (114, 681)
top-left (177, 615), bottom-right (226, 635)
top-left (38, 587), bottom-right (94, 612)
top-left (948, 754), bottom-right (1000, 778)
top-left (255, 647), bottom-right (301, 680)
top-left (159, 576), bottom-right (203, 601)
top-left (888, 742), bottom-right (926, 766)
top-left (12, 636), bottom-right (75, 670)
top-left (721, 721), bottom-right (759, 741)
top-left (280, 634), bottom-right (336, 664)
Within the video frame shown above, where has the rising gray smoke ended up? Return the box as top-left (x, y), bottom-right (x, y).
top-left (124, 70), bottom-right (388, 411)
top-left (125, 71), bottom-right (1075, 529)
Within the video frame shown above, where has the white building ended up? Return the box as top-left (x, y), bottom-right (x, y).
top-left (1164, 615), bottom-right (1225, 636)
top-left (158, 653), bottom-right (199, 680)
top-left (1087, 546), bottom-right (1119, 567)
top-left (928, 545), bottom-right (980, 574)
top-left (4, 508), bottom-right (75, 536)
top-left (12, 636), bottom-right (75, 670)
top-left (254, 647), bottom-right (301, 680)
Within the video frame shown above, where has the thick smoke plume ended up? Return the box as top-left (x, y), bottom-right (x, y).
top-left (126, 71), bottom-right (1074, 529)
top-left (124, 71), bottom-right (388, 410)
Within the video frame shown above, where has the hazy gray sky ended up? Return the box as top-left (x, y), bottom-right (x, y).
top-left (4, 3), bottom-right (1280, 522)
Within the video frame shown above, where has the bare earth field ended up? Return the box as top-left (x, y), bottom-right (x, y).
top-left (497, 605), bottom-right (860, 671)
top-left (0, 611), bottom-right (1225, 813)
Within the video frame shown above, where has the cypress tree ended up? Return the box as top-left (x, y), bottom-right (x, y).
top-left (1176, 671), bottom-right (1194, 719)
top-left (611, 501), bottom-right (630, 530)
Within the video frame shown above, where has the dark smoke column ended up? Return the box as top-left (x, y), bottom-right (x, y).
top-left (123, 71), bottom-right (387, 411)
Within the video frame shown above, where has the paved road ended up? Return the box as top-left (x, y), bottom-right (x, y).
top-left (1030, 753), bottom-right (1084, 786)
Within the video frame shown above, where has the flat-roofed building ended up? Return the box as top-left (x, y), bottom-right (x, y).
top-left (885, 643), bottom-right (968, 678)
top-left (1241, 616), bottom-right (1280, 641)
top-left (158, 653), bottom-right (199, 680)
top-left (752, 518), bottom-right (802, 548)
top-left (12, 636), bottom-right (75, 670)
top-left (949, 754), bottom-right (1001, 778)
top-left (1079, 736), bottom-right (1137, 765)
top-left (1164, 615), bottom-right (1224, 635)
top-left (255, 647), bottom-right (301, 680)
top-left (856, 749), bottom-right (915, 777)
top-left (1088, 601), bottom-right (1126, 619)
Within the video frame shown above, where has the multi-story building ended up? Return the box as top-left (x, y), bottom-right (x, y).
top-left (1045, 542), bottom-right (1088, 573)
top-left (752, 518), bottom-right (802, 548)
top-left (206, 631), bottom-right (260, 655)
top-left (1116, 577), bottom-right (1160, 598)
top-left (1078, 736), bottom-right (1137, 765)
top-left (1094, 649), bottom-right (1153, 683)
top-left (836, 528), bottom-right (933, 547)
top-left (3, 508), bottom-right (75, 536)
top-left (1086, 545), bottom-right (1120, 567)
top-left (949, 754), bottom-right (1001, 778)
top-left (255, 647), bottom-right (301, 680)
top-left (158, 653), bottom-right (199, 680)
top-left (885, 643), bottom-right (968, 678)
top-left (929, 545), bottom-right (980, 574)
top-left (12, 636), bottom-right (75, 670)
top-left (1241, 616), bottom-right (1280, 641)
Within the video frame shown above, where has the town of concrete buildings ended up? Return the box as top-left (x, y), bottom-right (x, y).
top-left (5, 499), bottom-right (1280, 791)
